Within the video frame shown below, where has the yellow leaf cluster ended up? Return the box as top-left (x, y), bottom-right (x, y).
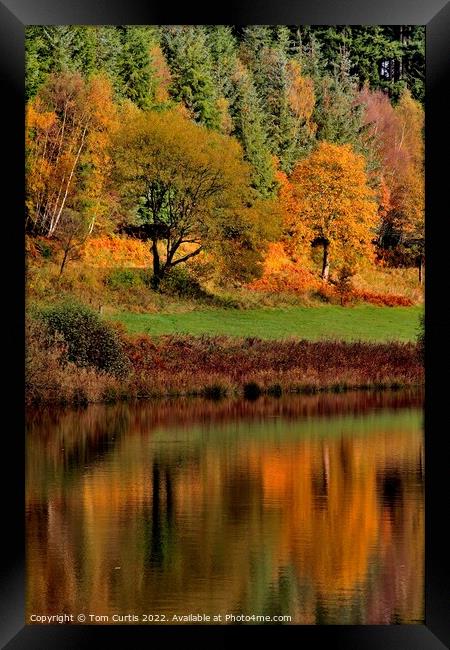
top-left (291, 142), bottom-right (378, 269)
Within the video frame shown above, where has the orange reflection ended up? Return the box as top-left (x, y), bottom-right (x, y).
top-left (27, 393), bottom-right (424, 623)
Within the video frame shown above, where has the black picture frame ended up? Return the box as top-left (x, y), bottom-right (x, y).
top-left (2, 1), bottom-right (449, 647)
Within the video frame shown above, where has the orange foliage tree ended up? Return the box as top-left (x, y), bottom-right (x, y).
top-left (290, 142), bottom-right (378, 280)
top-left (286, 60), bottom-right (316, 127)
top-left (275, 166), bottom-right (313, 262)
top-left (392, 90), bottom-right (425, 278)
top-left (149, 44), bottom-right (172, 104)
top-left (26, 72), bottom-right (118, 239)
top-left (360, 87), bottom-right (424, 280)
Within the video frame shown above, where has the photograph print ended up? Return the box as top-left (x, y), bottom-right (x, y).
top-left (25, 25), bottom-right (425, 626)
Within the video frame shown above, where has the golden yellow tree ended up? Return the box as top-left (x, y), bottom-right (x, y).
top-left (286, 59), bottom-right (316, 137)
top-left (113, 108), bottom-right (277, 286)
top-left (291, 142), bottom-right (378, 280)
top-left (392, 90), bottom-right (425, 281)
top-left (359, 87), bottom-right (424, 281)
top-left (26, 72), bottom-right (117, 238)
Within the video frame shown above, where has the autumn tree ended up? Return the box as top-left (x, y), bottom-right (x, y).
top-left (393, 91), bottom-right (424, 253)
top-left (55, 208), bottom-right (92, 277)
top-left (291, 142), bottom-right (378, 280)
top-left (24, 26), bottom-right (424, 283)
top-left (149, 44), bottom-right (172, 105)
top-left (360, 87), bottom-right (424, 280)
top-left (275, 166), bottom-right (313, 262)
top-left (112, 108), bottom-right (275, 286)
top-left (26, 72), bottom-right (117, 238)
top-left (285, 60), bottom-right (317, 158)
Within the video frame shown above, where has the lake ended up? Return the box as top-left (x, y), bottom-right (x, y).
top-left (26, 390), bottom-right (424, 625)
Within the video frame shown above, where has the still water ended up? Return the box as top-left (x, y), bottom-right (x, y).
top-left (26, 390), bottom-right (424, 624)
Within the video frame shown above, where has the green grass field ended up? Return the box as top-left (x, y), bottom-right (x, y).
top-left (111, 305), bottom-right (422, 342)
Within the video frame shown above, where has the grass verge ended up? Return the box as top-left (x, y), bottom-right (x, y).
top-left (111, 305), bottom-right (423, 343)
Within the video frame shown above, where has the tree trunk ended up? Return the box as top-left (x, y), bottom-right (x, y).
top-left (48, 124), bottom-right (88, 236)
top-left (399, 25), bottom-right (404, 80)
top-left (59, 248), bottom-right (70, 277)
top-left (151, 238), bottom-right (162, 287)
top-left (58, 238), bottom-right (73, 278)
top-left (418, 255), bottom-right (423, 285)
top-left (321, 242), bottom-right (330, 281)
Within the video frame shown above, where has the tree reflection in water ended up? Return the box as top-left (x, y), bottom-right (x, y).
top-left (26, 390), bottom-right (424, 624)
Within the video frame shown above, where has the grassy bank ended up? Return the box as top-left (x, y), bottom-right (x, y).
top-left (111, 305), bottom-right (422, 342)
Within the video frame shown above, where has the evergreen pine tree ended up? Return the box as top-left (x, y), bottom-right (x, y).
top-left (206, 25), bottom-right (238, 100)
top-left (161, 26), bottom-right (221, 129)
top-left (117, 26), bottom-right (157, 109)
top-left (90, 26), bottom-right (124, 94)
top-left (240, 25), bottom-right (274, 64)
top-left (25, 26), bottom-right (51, 99)
top-left (402, 26), bottom-right (425, 104)
top-left (231, 62), bottom-right (276, 197)
top-left (311, 49), bottom-right (366, 151)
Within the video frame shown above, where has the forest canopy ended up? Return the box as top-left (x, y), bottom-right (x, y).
top-left (25, 25), bottom-right (425, 285)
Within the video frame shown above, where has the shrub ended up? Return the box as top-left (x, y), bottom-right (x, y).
top-left (351, 289), bottom-right (413, 307)
top-left (105, 268), bottom-right (143, 290)
top-left (139, 268), bottom-right (155, 288)
top-left (82, 236), bottom-right (152, 267)
top-left (103, 386), bottom-right (119, 402)
top-left (159, 267), bottom-right (207, 300)
top-left (212, 294), bottom-right (241, 309)
top-left (36, 300), bottom-right (130, 378)
top-left (201, 384), bottom-right (228, 400)
top-left (35, 240), bottom-right (53, 259)
top-left (267, 383), bottom-right (283, 397)
top-left (243, 381), bottom-right (262, 400)
top-left (247, 243), bottom-right (320, 295)
top-left (335, 265), bottom-right (355, 306)
top-left (72, 387), bottom-right (89, 406)
top-left (26, 316), bottom-right (68, 404)
top-left (311, 285), bottom-right (336, 304)
top-left (25, 316), bottom-right (120, 405)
